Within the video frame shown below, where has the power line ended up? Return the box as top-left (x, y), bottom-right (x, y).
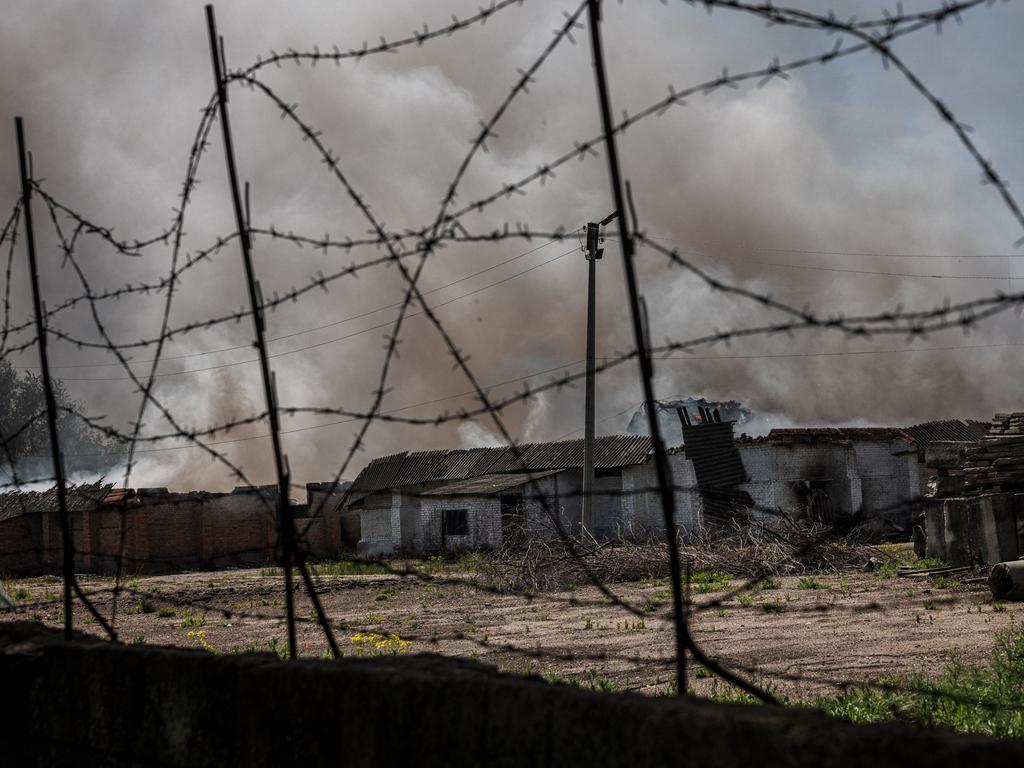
top-left (757, 261), bottom-right (1020, 280)
top-left (55, 246), bottom-right (578, 382)
top-left (64, 357), bottom-right (590, 455)
top-left (36, 236), bottom-right (570, 371)
top-left (759, 247), bottom-right (1024, 260)
top-left (65, 339), bottom-right (1024, 453)
top-left (648, 341), bottom-right (1024, 360)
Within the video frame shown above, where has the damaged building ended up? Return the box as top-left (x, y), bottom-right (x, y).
top-left (346, 436), bottom-right (653, 557)
top-left (346, 417), bottom-right (984, 556)
top-left (0, 417), bottom-right (993, 571)
top-left (0, 480), bottom-right (353, 575)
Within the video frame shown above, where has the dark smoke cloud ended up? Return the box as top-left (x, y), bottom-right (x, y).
top-left (0, 1), bottom-right (1022, 490)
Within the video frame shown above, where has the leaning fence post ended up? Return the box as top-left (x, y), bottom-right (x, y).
top-left (203, 4), bottom-right (351, 660)
top-left (204, 4), bottom-right (298, 658)
top-left (15, 116), bottom-right (74, 640)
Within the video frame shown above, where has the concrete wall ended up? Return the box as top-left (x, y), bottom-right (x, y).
top-left (926, 492), bottom-right (1024, 566)
top-left (2, 621), bottom-right (1020, 768)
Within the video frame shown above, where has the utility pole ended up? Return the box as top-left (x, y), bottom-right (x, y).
top-left (581, 211), bottom-right (617, 536)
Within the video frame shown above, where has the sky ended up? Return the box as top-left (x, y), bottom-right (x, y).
top-left (0, 0), bottom-right (1022, 491)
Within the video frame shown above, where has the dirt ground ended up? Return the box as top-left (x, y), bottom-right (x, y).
top-left (2, 563), bottom-right (1015, 698)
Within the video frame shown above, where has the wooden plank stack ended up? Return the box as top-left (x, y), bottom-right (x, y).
top-left (960, 413), bottom-right (1024, 494)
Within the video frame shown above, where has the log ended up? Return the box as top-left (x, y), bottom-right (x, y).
top-left (988, 560), bottom-right (1024, 600)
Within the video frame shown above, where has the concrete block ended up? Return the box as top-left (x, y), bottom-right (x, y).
top-left (924, 502), bottom-right (946, 561)
top-left (925, 441), bottom-right (970, 469)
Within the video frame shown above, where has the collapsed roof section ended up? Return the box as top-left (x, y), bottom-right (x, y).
top-left (0, 481), bottom-right (115, 523)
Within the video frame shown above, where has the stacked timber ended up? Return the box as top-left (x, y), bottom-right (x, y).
top-left (926, 414), bottom-right (1024, 495)
top-left (960, 412), bottom-right (1024, 493)
top-left (990, 413), bottom-right (1024, 435)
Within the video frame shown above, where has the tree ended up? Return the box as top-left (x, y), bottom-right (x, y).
top-left (0, 358), bottom-right (118, 481)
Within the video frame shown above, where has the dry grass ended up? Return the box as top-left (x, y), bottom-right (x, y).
top-left (477, 519), bottom-right (891, 593)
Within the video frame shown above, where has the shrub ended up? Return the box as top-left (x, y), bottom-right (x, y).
top-left (797, 577), bottom-right (826, 590)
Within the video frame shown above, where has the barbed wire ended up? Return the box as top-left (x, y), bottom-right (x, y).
top-left (240, 0), bottom-right (529, 75)
top-left (1, 0), bottom-right (1021, 722)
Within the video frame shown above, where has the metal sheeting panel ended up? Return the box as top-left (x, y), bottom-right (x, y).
top-left (680, 422), bottom-right (749, 518)
top-left (350, 452), bottom-right (408, 495)
top-left (469, 447), bottom-right (510, 476)
top-left (902, 420), bottom-right (988, 452)
top-left (396, 450), bottom-right (448, 487)
top-left (434, 448), bottom-right (489, 481)
top-left (419, 470), bottom-right (562, 497)
top-left (487, 436), bottom-right (651, 473)
top-left (346, 435), bottom-right (652, 501)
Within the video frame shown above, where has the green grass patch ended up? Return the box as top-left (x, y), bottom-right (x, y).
top-left (872, 544), bottom-right (946, 579)
top-left (687, 570), bottom-right (733, 594)
top-left (698, 627), bottom-right (1024, 739)
top-left (375, 585), bottom-right (398, 601)
top-left (545, 669), bottom-right (620, 693)
top-left (797, 576), bottom-right (827, 590)
top-left (310, 560), bottom-right (392, 577)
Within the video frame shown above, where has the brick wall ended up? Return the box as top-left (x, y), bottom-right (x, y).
top-left (0, 513), bottom-right (42, 573)
top-left (1, 487), bottom-right (346, 576)
top-left (620, 457), bottom-right (701, 540)
top-left (418, 496), bottom-right (501, 552)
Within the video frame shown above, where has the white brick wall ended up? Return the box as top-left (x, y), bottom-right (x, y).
top-left (619, 456), bottom-right (701, 540)
top-left (417, 496), bottom-right (501, 552)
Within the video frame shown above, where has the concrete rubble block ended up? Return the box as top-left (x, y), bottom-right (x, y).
top-left (926, 441), bottom-right (970, 468)
top-left (924, 502), bottom-right (946, 561)
top-left (975, 494), bottom-right (1018, 563)
top-left (969, 497), bottom-right (1002, 567)
top-left (927, 475), bottom-right (963, 498)
top-left (940, 498), bottom-right (972, 567)
top-left (1014, 494), bottom-right (1024, 560)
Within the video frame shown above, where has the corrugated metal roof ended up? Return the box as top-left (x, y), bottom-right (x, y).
top-left (396, 450), bottom-right (448, 487)
top-left (419, 470), bottom-right (562, 496)
top-left (679, 422), bottom-right (749, 519)
top-left (900, 420), bottom-right (988, 452)
top-left (469, 447), bottom-right (508, 476)
top-left (350, 452), bottom-right (408, 495)
top-left (434, 447), bottom-right (490, 481)
top-left (0, 481), bottom-right (116, 523)
top-left (347, 435), bottom-right (652, 500)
